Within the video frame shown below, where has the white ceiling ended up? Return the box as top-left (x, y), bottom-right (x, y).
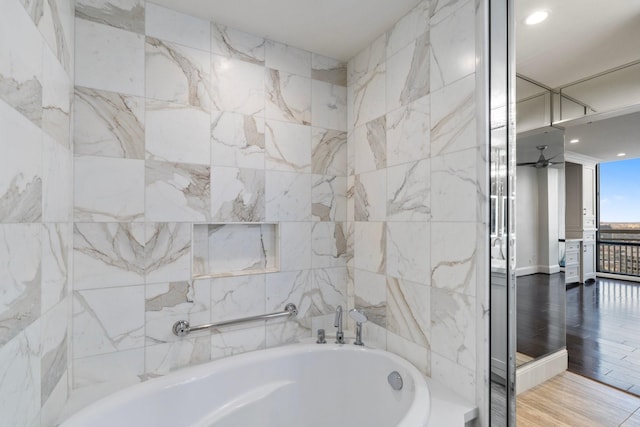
top-left (563, 110), bottom-right (640, 162)
top-left (516, 0), bottom-right (640, 162)
top-left (515, 0), bottom-right (640, 88)
top-left (150, 0), bottom-right (422, 61)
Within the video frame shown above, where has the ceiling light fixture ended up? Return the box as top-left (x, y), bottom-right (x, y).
top-left (569, 139), bottom-right (579, 144)
top-left (524, 10), bottom-right (550, 26)
top-left (617, 153), bottom-right (627, 157)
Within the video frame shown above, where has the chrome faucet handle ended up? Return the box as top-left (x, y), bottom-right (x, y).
top-left (334, 305), bottom-right (345, 344)
top-left (349, 309), bottom-right (368, 346)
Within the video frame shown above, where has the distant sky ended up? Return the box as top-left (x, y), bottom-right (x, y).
top-left (599, 158), bottom-right (640, 223)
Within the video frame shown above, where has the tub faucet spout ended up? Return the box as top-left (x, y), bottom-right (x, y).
top-left (334, 305), bottom-right (345, 344)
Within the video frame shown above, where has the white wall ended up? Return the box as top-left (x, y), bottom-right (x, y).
top-left (516, 165), bottom-right (562, 276)
top-left (516, 166), bottom-right (540, 274)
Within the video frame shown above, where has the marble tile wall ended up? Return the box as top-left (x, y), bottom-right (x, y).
top-left (347, 0), bottom-right (483, 403)
top-left (0, 0), bottom-right (75, 426)
top-left (70, 0), bottom-right (348, 406)
top-left (2, 0), bottom-right (487, 423)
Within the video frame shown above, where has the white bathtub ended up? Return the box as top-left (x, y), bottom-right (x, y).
top-left (60, 343), bottom-right (430, 427)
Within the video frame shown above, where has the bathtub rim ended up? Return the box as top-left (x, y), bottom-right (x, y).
top-left (60, 343), bottom-right (430, 427)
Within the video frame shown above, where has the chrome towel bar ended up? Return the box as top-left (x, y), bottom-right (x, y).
top-left (172, 303), bottom-right (298, 337)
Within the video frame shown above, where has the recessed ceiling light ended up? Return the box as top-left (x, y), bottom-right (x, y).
top-left (525, 10), bottom-right (550, 26)
top-left (617, 153), bottom-right (626, 157)
top-left (569, 139), bottom-right (579, 144)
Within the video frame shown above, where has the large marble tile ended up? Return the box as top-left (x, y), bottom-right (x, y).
top-left (386, 33), bottom-right (430, 112)
top-left (430, 351), bottom-right (475, 403)
top-left (0, 224), bottom-right (41, 346)
top-left (73, 285), bottom-right (145, 358)
top-left (211, 55), bottom-right (264, 116)
top-left (430, 148), bottom-right (478, 222)
top-left (41, 223), bottom-right (71, 313)
top-left (211, 275), bottom-right (266, 325)
top-left (145, 223), bottom-right (191, 284)
top-left (431, 287), bottom-right (476, 371)
top-left (265, 120), bottom-right (311, 172)
top-left (29, 0), bottom-right (74, 74)
top-left (429, 0), bottom-right (470, 25)
top-left (75, 0), bottom-right (145, 34)
top-left (145, 159), bottom-right (210, 222)
top-left (312, 54), bottom-right (347, 87)
top-left (386, 95), bottom-right (430, 166)
top-left (386, 277), bottom-right (429, 347)
top-left (145, 338), bottom-right (211, 378)
top-left (265, 171), bottom-right (311, 221)
top-left (0, 100), bottom-right (43, 223)
top-left (211, 111), bottom-right (265, 169)
top-left (40, 370), bottom-right (68, 427)
top-left (348, 34), bottom-right (386, 128)
top-left (386, 221), bottom-right (430, 284)
top-left (145, 37), bottom-right (211, 111)
top-left (145, 281), bottom-right (210, 345)
top-left (74, 156), bottom-right (145, 222)
top-left (386, 0), bottom-right (430, 58)
top-left (40, 301), bottom-right (68, 404)
top-left (312, 80), bottom-right (347, 132)
top-left (74, 87), bottom-right (145, 159)
top-left (265, 40), bottom-right (311, 77)
top-left (211, 326), bottom-right (265, 360)
top-left (145, 99), bottom-right (210, 165)
top-left (312, 175), bottom-right (346, 222)
top-left (266, 69), bottom-right (311, 125)
top-left (353, 116), bottom-right (386, 174)
top-left (312, 267), bottom-right (348, 315)
top-left (73, 347), bottom-right (144, 389)
top-left (75, 18), bottom-right (144, 96)
top-left (386, 159), bottom-right (430, 221)
top-left (353, 222), bottom-right (386, 274)
top-left (42, 135), bottom-right (72, 222)
top-left (348, 33), bottom-right (385, 87)
top-left (430, 73), bottom-right (475, 156)
top-left (73, 222), bottom-right (145, 290)
top-left (42, 48), bottom-right (72, 148)
top-left (0, 323), bottom-right (41, 427)
top-left (211, 24), bottom-right (265, 65)
top-left (145, 2), bottom-right (209, 51)
top-left (387, 331), bottom-right (430, 375)
top-left (431, 222), bottom-right (477, 296)
top-left (266, 269), bottom-right (344, 332)
top-left (311, 128), bottom-right (347, 176)
top-left (354, 170), bottom-right (386, 221)
top-left (0, 0), bottom-right (43, 127)
top-left (279, 222), bottom-right (312, 272)
top-left (354, 268), bottom-right (387, 328)
top-left (210, 167), bottom-right (265, 222)
top-left (311, 222), bottom-right (348, 268)
top-left (429, 0), bottom-right (475, 92)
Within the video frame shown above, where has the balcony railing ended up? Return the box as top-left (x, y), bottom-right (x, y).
top-left (598, 229), bottom-right (640, 277)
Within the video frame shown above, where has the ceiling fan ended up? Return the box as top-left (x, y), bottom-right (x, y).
top-left (517, 145), bottom-right (561, 168)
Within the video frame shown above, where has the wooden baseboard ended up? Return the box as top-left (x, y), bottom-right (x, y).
top-left (516, 349), bottom-right (567, 395)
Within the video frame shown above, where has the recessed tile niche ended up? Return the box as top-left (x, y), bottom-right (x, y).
top-left (192, 223), bottom-right (279, 278)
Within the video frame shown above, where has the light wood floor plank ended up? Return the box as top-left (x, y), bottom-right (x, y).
top-left (517, 372), bottom-right (640, 427)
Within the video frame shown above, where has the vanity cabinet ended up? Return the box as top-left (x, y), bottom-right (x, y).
top-left (564, 239), bottom-right (581, 284)
top-left (565, 158), bottom-right (597, 283)
top-left (581, 231), bottom-right (597, 282)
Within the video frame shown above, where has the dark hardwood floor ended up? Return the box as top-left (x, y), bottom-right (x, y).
top-left (517, 272), bottom-right (640, 397)
top-left (566, 277), bottom-right (640, 396)
top-left (517, 273), bottom-right (567, 359)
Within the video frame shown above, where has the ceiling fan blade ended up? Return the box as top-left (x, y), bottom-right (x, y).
top-left (516, 161), bottom-right (538, 166)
